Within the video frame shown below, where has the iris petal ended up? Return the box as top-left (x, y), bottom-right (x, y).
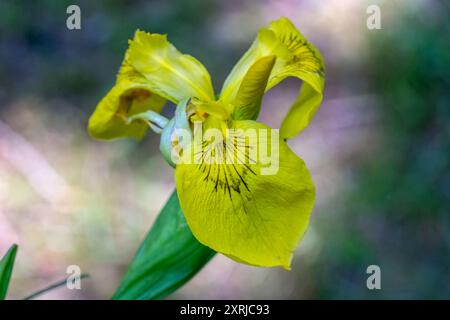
top-left (233, 55), bottom-right (276, 121)
top-left (88, 30), bottom-right (215, 140)
top-left (175, 120), bottom-right (315, 268)
top-left (88, 81), bottom-right (166, 140)
top-left (220, 17), bottom-right (325, 139)
top-left (127, 31), bottom-right (215, 103)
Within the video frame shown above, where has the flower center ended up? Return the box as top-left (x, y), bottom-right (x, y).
top-left (188, 99), bottom-right (233, 124)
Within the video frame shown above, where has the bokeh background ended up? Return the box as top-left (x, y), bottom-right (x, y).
top-left (0, 0), bottom-right (449, 299)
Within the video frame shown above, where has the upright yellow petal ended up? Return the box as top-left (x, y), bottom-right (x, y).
top-left (175, 120), bottom-right (315, 268)
top-left (220, 17), bottom-right (325, 139)
top-left (127, 31), bottom-right (215, 103)
top-left (233, 55), bottom-right (276, 120)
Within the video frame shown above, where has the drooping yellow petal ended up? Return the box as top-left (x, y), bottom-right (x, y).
top-left (220, 17), bottom-right (325, 139)
top-left (127, 31), bottom-right (215, 103)
top-left (89, 44), bottom-right (166, 140)
top-left (88, 30), bottom-right (215, 140)
top-left (175, 120), bottom-right (315, 268)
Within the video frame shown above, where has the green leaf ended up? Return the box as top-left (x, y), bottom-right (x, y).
top-left (0, 244), bottom-right (18, 300)
top-left (112, 190), bottom-right (216, 300)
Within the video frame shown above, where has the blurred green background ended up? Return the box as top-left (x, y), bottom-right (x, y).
top-left (0, 0), bottom-right (449, 299)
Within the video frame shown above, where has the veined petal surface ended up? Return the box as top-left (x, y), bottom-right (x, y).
top-left (175, 120), bottom-right (315, 268)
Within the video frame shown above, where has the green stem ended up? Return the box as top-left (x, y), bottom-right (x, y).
top-left (23, 273), bottom-right (90, 300)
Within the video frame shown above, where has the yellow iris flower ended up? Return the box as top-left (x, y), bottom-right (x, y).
top-left (88, 17), bottom-right (325, 269)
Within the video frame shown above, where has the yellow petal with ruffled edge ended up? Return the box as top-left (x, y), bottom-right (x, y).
top-left (88, 30), bottom-right (215, 140)
top-left (220, 17), bottom-right (325, 139)
top-left (127, 31), bottom-right (215, 103)
top-left (233, 55), bottom-right (276, 121)
top-left (175, 120), bottom-right (315, 268)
